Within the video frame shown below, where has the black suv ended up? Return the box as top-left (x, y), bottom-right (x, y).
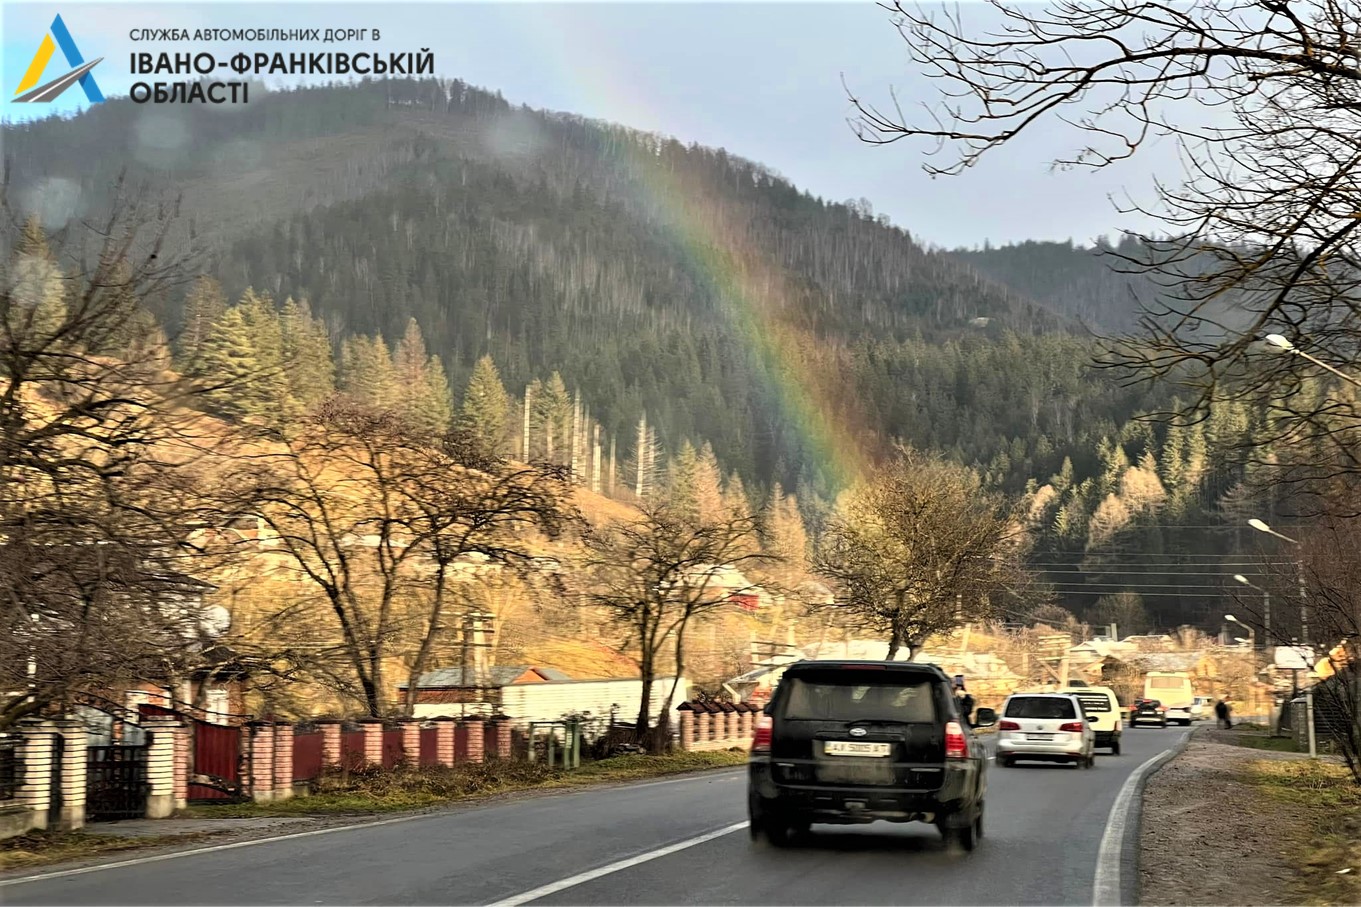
top-left (748, 660), bottom-right (995, 849)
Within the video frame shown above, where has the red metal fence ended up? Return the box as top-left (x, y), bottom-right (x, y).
top-left (293, 731), bottom-right (324, 781)
top-left (340, 730), bottom-right (366, 771)
top-left (381, 728), bottom-right (404, 768)
top-left (419, 726), bottom-right (439, 766)
top-left (189, 721), bottom-right (241, 801)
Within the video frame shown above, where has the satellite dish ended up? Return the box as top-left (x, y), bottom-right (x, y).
top-left (199, 605), bottom-right (231, 638)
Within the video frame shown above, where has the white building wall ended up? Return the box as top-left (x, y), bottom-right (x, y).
top-left (499, 678), bottom-right (686, 728)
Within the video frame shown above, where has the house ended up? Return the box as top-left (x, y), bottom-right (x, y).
top-left (402, 665), bottom-right (686, 729)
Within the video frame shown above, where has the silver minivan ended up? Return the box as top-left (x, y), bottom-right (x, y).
top-left (996, 692), bottom-right (1097, 769)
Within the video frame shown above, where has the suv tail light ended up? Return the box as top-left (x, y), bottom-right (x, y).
top-left (1058, 721), bottom-right (1084, 733)
top-left (752, 715), bottom-right (772, 754)
top-left (998, 720), bottom-right (1021, 731)
top-left (945, 720), bottom-right (969, 759)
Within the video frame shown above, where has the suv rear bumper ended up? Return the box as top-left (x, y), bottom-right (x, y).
top-left (748, 761), bottom-right (968, 824)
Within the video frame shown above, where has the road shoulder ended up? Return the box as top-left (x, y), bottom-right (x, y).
top-left (1138, 729), bottom-right (1360, 906)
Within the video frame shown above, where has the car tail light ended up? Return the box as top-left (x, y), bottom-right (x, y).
top-left (945, 720), bottom-right (969, 759)
top-left (752, 715), bottom-right (772, 754)
top-left (1058, 721), bottom-right (1084, 733)
top-left (999, 720), bottom-right (1021, 731)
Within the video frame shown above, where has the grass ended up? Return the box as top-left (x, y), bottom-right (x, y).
top-left (1226, 734), bottom-right (1300, 753)
top-left (0, 830), bottom-right (219, 873)
top-left (180, 750), bottom-right (749, 819)
top-left (1244, 759), bottom-right (1361, 906)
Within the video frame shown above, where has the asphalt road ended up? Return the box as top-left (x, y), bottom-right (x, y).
top-left (1, 727), bottom-right (1190, 907)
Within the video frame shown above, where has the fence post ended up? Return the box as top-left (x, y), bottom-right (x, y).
top-left (400, 721), bottom-right (420, 766)
top-left (272, 724), bottom-right (293, 801)
top-left (171, 722), bottom-right (189, 811)
top-left (493, 719), bottom-right (512, 760)
top-left (679, 711), bottom-right (694, 751)
top-left (317, 719), bottom-right (341, 767)
top-left (698, 712), bottom-right (713, 747)
top-left (434, 718), bottom-right (456, 766)
top-left (15, 719), bottom-right (54, 831)
top-left (465, 719), bottom-right (485, 764)
top-left (143, 718), bottom-right (179, 818)
top-left (360, 719), bottom-right (384, 768)
top-left (50, 718), bottom-right (88, 830)
top-left (246, 721), bottom-right (275, 803)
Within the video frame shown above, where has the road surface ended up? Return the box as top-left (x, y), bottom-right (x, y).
top-left (1, 727), bottom-right (1189, 906)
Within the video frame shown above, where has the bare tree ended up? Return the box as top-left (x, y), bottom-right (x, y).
top-left (850, 0), bottom-right (1361, 491)
top-left (229, 400), bottom-right (575, 718)
top-left (578, 503), bottom-right (772, 747)
top-left (814, 445), bottom-right (1038, 659)
top-left (0, 176), bottom-right (238, 728)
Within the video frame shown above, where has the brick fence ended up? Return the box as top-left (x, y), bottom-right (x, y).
top-left (0, 715), bottom-right (516, 840)
top-left (676, 701), bottom-right (761, 752)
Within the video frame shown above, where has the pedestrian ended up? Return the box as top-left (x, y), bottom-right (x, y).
top-left (954, 677), bottom-right (975, 725)
top-left (1224, 700), bottom-right (1233, 729)
top-left (1214, 699), bottom-right (1230, 729)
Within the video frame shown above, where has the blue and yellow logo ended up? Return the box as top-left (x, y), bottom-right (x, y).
top-left (14, 14), bottom-right (104, 104)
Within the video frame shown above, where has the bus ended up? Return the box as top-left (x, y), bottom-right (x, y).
top-left (1142, 672), bottom-right (1194, 725)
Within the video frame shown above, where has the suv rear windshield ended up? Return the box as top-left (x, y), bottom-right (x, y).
top-left (781, 674), bottom-right (938, 723)
top-left (1005, 696), bottom-right (1077, 719)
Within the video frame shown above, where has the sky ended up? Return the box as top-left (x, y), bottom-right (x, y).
top-left (0, 0), bottom-right (1201, 249)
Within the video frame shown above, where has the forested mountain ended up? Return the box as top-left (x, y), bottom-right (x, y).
top-left (2, 78), bottom-right (1279, 631)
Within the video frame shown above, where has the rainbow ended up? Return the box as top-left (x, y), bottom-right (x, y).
top-left (528, 11), bottom-right (875, 492)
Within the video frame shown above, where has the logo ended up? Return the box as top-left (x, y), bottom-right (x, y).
top-left (848, 727), bottom-right (867, 737)
top-left (14, 15), bottom-right (104, 104)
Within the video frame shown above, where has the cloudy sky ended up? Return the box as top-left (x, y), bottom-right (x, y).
top-left (1, 1), bottom-right (1198, 249)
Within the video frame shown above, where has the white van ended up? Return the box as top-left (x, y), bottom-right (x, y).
top-left (1143, 672), bottom-right (1195, 725)
top-left (1070, 686), bottom-right (1122, 754)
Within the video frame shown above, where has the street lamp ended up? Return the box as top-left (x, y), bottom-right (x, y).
top-left (1232, 574), bottom-right (1271, 644)
top-left (1264, 334), bottom-right (1361, 388)
top-left (1248, 518), bottom-right (1309, 646)
top-left (1225, 614), bottom-right (1255, 651)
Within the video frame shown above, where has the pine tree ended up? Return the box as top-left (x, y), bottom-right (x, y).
top-left (339, 334), bottom-right (397, 410)
top-left (419, 354), bottom-right (455, 435)
top-left (667, 440), bottom-right (700, 521)
top-left (764, 484), bottom-right (809, 569)
top-left (179, 276), bottom-right (227, 369)
top-left (534, 372), bottom-right (571, 464)
top-left (237, 289), bottom-right (297, 420)
top-left (723, 471), bottom-right (752, 521)
top-left (459, 354), bottom-right (511, 453)
top-left (694, 442), bottom-right (725, 524)
top-left (197, 307), bottom-right (260, 421)
top-left (9, 215), bottom-right (66, 339)
top-left (279, 296), bottom-right (335, 410)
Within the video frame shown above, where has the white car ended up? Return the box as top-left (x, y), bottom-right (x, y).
top-left (996, 692), bottom-right (1097, 769)
top-left (1190, 697), bottom-right (1212, 721)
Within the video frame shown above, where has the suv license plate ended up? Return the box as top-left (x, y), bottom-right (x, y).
top-left (824, 741), bottom-right (892, 757)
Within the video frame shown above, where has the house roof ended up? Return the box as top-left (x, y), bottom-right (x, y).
top-left (1129, 652), bottom-right (1205, 673)
top-left (405, 665), bottom-right (574, 689)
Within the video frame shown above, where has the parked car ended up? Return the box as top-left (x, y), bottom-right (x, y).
top-left (995, 692), bottom-right (1096, 768)
top-left (1191, 696), bottom-right (1213, 721)
top-left (1071, 686), bottom-right (1123, 754)
top-left (747, 659), bottom-right (993, 850)
top-left (1131, 698), bottom-right (1168, 727)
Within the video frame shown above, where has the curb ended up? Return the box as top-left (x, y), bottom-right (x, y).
top-left (1125, 730), bottom-right (1194, 906)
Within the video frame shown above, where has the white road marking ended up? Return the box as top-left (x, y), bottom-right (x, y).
top-left (486, 822), bottom-right (748, 906)
top-left (0, 769), bottom-right (745, 889)
top-left (1092, 732), bottom-right (1188, 907)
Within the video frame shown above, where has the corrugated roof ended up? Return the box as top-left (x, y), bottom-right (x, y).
top-left (410, 666), bottom-right (530, 688)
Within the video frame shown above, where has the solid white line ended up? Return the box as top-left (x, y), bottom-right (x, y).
top-left (0, 769), bottom-right (745, 890)
top-left (485, 822), bottom-right (747, 907)
top-left (1091, 733), bottom-right (1188, 907)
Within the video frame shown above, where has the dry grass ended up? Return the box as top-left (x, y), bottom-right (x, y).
top-left (181, 750), bottom-right (747, 818)
top-left (1244, 759), bottom-right (1361, 906)
top-left (0, 830), bottom-right (218, 872)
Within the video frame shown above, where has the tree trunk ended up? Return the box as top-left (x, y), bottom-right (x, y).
top-left (655, 621), bottom-right (689, 753)
top-left (635, 660), bottom-right (654, 745)
top-left (886, 632), bottom-right (901, 660)
top-left (403, 564), bottom-right (449, 716)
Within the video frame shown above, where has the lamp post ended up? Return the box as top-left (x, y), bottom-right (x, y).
top-left (1225, 614), bottom-right (1255, 652)
top-left (1248, 519), bottom-right (1308, 646)
top-left (1231, 575), bottom-right (1270, 646)
top-left (1264, 334), bottom-right (1361, 388)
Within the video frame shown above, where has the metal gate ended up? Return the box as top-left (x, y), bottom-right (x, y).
top-left (189, 719), bottom-right (244, 801)
top-left (86, 742), bottom-right (150, 822)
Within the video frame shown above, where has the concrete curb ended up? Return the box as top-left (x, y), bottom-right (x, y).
top-left (1125, 730), bottom-right (1194, 906)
